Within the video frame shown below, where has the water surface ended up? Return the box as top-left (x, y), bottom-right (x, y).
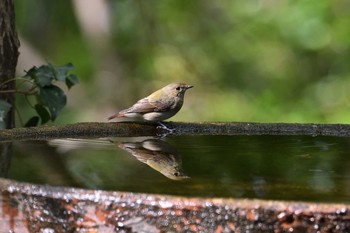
top-left (7, 135), bottom-right (350, 203)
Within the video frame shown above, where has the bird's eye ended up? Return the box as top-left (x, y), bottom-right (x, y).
top-left (174, 172), bottom-right (179, 176)
top-left (175, 87), bottom-right (181, 91)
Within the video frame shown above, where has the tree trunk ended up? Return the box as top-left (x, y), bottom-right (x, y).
top-left (0, 0), bottom-right (20, 178)
top-left (0, 0), bottom-right (20, 129)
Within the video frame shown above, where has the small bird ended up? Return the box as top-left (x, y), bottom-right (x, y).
top-left (117, 139), bottom-right (189, 180)
top-left (108, 82), bottom-right (193, 122)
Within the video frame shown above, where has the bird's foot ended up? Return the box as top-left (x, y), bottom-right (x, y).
top-left (156, 121), bottom-right (175, 137)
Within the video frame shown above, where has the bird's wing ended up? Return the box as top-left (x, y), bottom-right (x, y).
top-left (119, 97), bottom-right (156, 114)
top-left (108, 98), bottom-right (153, 120)
top-left (151, 97), bottom-right (175, 112)
top-left (120, 96), bottom-right (175, 114)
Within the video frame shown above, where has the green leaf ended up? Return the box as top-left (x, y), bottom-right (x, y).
top-left (25, 65), bottom-right (54, 87)
top-left (0, 100), bottom-right (12, 129)
top-left (24, 66), bottom-right (37, 79)
top-left (24, 63), bottom-right (77, 88)
top-left (66, 74), bottom-right (79, 89)
top-left (35, 104), bottom-right (51, 124)
top-left (36, 65), bottom-right (55, 86)
top-left (53, 63), bottom-right (74, 82)
top-left (39, 85), bottom-right (67, 121)
top-left (25, 116), bottom-right (39, 127)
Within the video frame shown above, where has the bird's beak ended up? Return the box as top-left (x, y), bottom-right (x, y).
top-left (185, 85), bottom-right (193, 89)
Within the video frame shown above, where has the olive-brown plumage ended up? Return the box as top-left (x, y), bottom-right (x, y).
top-left (108, 82), bottom-right (193, 121)
top-left (118, 139), bottom-right (189, 180)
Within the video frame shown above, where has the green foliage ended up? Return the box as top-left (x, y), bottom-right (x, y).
top-left (38, 85), bottom-right (67, 121)
top-left (34, 104), bottom-right (50, 124)
top-left (24, 116), bottom-right (39, 127)
top-left (24, 63), bottom-right (78, 126)
top-left (13, 1), bottom-right (350, 123)
top-left (0, 63), bottom-right (78, 128)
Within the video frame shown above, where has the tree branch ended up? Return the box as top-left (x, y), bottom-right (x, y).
top-left (0, 89), bottom-right (37, 95)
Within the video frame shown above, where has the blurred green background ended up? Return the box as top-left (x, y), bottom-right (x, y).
top-left (14, 0), bottom-right (350, 125)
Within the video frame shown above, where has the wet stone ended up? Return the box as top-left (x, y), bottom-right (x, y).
top-left (1, 122), bottom-right (350, 231)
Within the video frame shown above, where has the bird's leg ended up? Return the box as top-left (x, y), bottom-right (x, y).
top-left (156, 121), bottom-right (175, 133)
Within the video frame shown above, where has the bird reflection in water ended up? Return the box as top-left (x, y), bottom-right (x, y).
top-left (117, 139), bottom-right (189, 181)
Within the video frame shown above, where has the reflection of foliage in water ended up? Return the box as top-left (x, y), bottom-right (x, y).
top-left (6, 135), bottom-right (350, 203)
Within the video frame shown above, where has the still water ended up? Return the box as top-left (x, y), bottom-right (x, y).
top-left (8, 135), bottom-right (350, 203)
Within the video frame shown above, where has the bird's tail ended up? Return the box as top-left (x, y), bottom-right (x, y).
top-left (108, 113), bottom-right (123, 121)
